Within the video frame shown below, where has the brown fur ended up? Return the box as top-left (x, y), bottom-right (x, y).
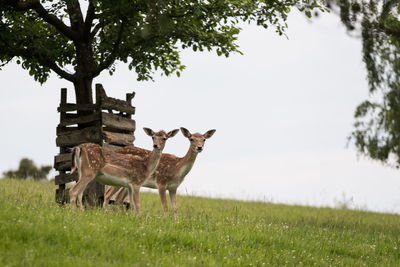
top-left (69, 128), bottom-right (179, 215)
top-left (105, 127), bottom-right (216, 218)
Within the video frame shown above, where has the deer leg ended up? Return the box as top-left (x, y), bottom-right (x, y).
top-left (114, 187), bottom-right (128, 211)
top-left (103, 186), bottom-right (120, 208)
top-left (126, 184), bottom-right (135, 214)
top-left (169, 189), bottom-right (178, 219)
top-left (70, 173), bottom-right (94, 210)
top-left (158, 184), bottom-right (168, 215)
top-left (133, 184), bottom-right (141, 216)
top-left (69, 179), bottom-right (81, 209)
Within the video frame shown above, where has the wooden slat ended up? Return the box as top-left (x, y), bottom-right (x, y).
top-left (56, 126), bottom-right (102, 147)
top-left (102, 112), bottom-right (135, 131)
top-left (59, 112), bottom-right (100, 127)
top-left (57, 126), bottom-right (79, 136)
top-left (103, 143), bottom-right (125, 151)
top-left (96, 83), bottom-right (134, 114)
top-left (54, 153), bottom-right (72, 171)
top-left (57, 103), bottom-right (98, 112)
top-left (101, 98), bottom-right (135, 115)
top-left (54, 153), bottom-right (72, 163)
top-left (55, 172), bottom-right (78, 185)
top-left (103, 131), bottom-right (134, 146)
top-left (54, 162), bottom-right (72, 172)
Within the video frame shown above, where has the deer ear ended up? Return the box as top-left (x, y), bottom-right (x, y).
top-left (204, 129), bottom-right (216, 139)
top-left (180, 127), bottom-right (191, 138)
top-left (143, 127), bottom-right (155, 137)
top-left (167, 129), bottom-right (179, 138)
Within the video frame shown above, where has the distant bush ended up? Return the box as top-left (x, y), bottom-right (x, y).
top-left (3, 158), bottom-right (51, 180)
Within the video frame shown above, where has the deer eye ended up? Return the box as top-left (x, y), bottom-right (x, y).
top-left (203, 139), bottom-right (206, 142)
top-left (152, 137), bottom-right (154, 140)
top-left (190, 138), bottom-right (194, 141)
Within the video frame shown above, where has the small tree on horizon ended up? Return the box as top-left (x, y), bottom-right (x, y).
top-left (3, 158), bottom-right (52, 180)
top-left (0, 0), bottom-right (325, 105)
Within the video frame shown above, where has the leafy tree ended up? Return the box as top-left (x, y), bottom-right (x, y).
top-left (3, 158), bottom-right (52, 180)
top-left (1, 0), bottom-right (325, 106)
top-left (326, 0), bottom-right (400, 167)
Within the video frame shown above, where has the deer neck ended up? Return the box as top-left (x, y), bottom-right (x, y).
top-left (146, 149), bottom-right (162, 178)
top-left (176, 146), bottom-right (198, 178)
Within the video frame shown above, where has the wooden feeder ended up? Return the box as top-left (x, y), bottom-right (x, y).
top-left (54, 83), bottom-right (136, 205)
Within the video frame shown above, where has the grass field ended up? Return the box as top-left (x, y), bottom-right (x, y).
top-left (0, 178), bottom-right (399, 266)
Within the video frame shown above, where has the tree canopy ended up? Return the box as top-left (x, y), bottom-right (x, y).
top-left (327, 0), bottom-right (400, 167)
top-left (0, 0), bottom-right (325, 104)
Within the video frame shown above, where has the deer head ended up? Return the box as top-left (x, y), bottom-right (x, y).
top-left (180, 127), bottom-right (216, 153)
top-left (143, 127), bottom-right (179, 151)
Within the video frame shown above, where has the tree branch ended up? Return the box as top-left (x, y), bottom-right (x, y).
top-left (84, 0), bottom-right (96, 40)
top-left (12, 46), bottom-right (76, 81)
top-left (66, 0), bottom-right (84, 34)
top-left (10, 0), bottom-right (79, 41)
top-left (16, 44), bottom-right (76, 81)
top-left (43, 59), bottom-right (76, 82)
top-left (92, 21), bottom-right (125, 77)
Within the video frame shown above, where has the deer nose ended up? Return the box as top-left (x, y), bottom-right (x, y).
top-left (197, 147), bottom-right (203, 151)
top-left (153, 144), bottom-right (159, 149)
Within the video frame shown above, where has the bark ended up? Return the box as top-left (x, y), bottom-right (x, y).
top-left (73, 41), bottom-right (95, 105)
top-left (74, 78), bottom-right (93, 105)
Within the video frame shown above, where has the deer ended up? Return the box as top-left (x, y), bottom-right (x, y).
top-left (104, 127), bottom-right (216, 218)
top-left (68, 127), bottom-right (179, 215)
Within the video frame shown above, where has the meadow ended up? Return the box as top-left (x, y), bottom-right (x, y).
top-left (0, 178), bottom-right (399, 266)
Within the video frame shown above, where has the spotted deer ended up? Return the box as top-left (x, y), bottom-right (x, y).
top-left (69, 127), bottom-right (179, 215)
top-left (105, 127), bottom-right (216, 218)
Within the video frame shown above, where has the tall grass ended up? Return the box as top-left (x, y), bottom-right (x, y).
top-left (0, 179), bottom-right (399, 266)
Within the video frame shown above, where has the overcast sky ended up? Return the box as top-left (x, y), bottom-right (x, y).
top-left (1, 11), bottom-right (400, 214)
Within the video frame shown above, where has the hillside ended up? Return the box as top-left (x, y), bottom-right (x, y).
top-left (0, 179), bottom-right (399, 266)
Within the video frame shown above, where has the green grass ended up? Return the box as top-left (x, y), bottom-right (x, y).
top-left (0, 179), bottom-right (399, 266)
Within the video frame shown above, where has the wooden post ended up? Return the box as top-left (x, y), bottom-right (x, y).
top-left (55, 88), bottom-right (68, 204)
top-left (126, 91), bottom-right (135, 145)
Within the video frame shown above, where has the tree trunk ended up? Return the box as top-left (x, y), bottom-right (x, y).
top-left (74, 78), bottom-right (93, 105)
top-left (74, 41), bottom-right (95, 105)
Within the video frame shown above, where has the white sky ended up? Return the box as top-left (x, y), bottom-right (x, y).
top-left (1, 11), bottom-right (400, 214)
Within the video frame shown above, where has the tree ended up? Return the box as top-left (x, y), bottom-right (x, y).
top-left (3, 158), bottom-right (52, 180)
top-left (327, 0), bottom-right (400, 167)
top-left (1, 0), bottom-right (325, 106)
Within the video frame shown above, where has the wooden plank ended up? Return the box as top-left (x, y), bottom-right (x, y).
top-left (102, 112), bottom-right (135, 132)
top-left (57, 103), bottom-right (98, 112)
top-left (103, 143), bottom-right (125, 151)
top-left (103, 131), bottom-right (134, 146)
top-left (56, 126), bottom-right (102, 147)
top-left (57, 126), bottom-right (78, 136)
top-left (55, 172), bottom-right (78, 185)
top-left (54, 153), bottom-right (72, 164)
top-left (54, 153), bottom-right (72, 171)
top-left (59, 112), bottom-right (100, 127)
top-left (55, 162), bottom-right (72, 172)
top-left (101, 98), bottom-right (135, 115)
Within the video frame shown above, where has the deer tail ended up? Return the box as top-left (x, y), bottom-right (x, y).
top-left (70, 147), bottom-right (81, 174)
